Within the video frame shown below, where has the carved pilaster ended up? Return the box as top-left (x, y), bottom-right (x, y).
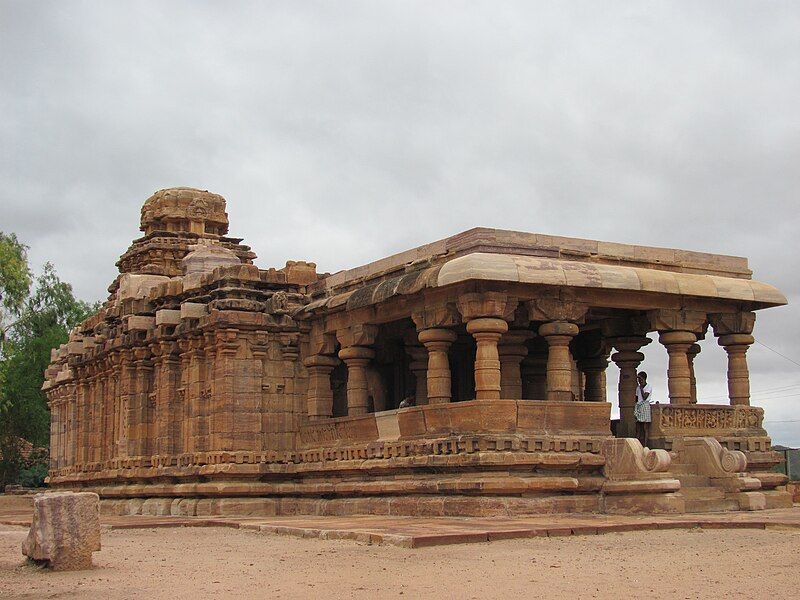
top-left (303, 354), bottom-right (339, 420)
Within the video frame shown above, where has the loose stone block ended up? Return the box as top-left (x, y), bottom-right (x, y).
top-left (22, 492), bottom-right (100, 570)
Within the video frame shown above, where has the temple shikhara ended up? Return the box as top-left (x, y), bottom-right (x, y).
top-left (43, 188), bottom-right (791, 517)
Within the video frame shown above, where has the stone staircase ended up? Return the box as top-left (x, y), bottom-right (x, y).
top-left (668, 460), bottom-right (741, 513)
top-left (666, 437), bottom-right (771, 513)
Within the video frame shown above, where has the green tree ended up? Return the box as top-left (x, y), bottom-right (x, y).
top-left (0, 254), bottom-right (96, 488)
top-left (0, 232), bottom-right (33, 347)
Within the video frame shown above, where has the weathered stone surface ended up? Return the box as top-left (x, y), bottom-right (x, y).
top-left (22, 492), bottom-right (100, 570)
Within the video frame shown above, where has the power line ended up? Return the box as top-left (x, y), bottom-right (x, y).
top-left (702, 384), bottom-right (800, 400)
top-left (755, 340), bottom-right (800, 369)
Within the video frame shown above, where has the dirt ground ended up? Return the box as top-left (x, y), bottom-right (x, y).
top-left (1, 523), bottom-right (798, 599)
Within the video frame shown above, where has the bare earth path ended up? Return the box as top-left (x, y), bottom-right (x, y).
top-left (2, 523), bottom-right (799, 599)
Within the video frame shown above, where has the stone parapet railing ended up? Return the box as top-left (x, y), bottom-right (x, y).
top-left (648, 404), bottom-right (770, 451)
top-left (297, 400), bottom-right (612, 449)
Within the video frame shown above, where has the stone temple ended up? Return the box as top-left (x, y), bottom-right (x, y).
top-left (43, 187), bottom-right (791, 517)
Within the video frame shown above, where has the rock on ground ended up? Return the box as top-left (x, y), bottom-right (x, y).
top-left (21, 491), bottom-right (100, 570)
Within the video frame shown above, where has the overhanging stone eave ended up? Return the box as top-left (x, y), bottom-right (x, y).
top-left (436, 253), bottom-right (787, 310)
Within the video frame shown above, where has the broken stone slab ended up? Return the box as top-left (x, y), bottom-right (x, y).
top-left (22, 491), bottom-right (101, 570)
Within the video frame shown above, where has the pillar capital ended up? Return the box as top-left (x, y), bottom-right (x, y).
top-left (717, 333), bottom-right (755, 348)
top-left (538, 321), bottom-right (580, 338)
top-left (647, 308), bottom-right (706, 333)
top-left (608, 335), bottom-right (651, 354)
top-left (527, 297), bottom-right (587, 324)
top-left (412, 303), bottom-right (461, 331)
top-left (465, 317), bottom-right (509, 337)
top-left (418, 327), bottom-right (458, 347)
top-left (457, 291), bottom-right (515, 321)
top-left (337, 345), bottom-right (375, 362)
top-left (709, 311), bottom-right (755, 336)
top-left (309, 330), bottom-right (338, 356)
top-left (336, 324), bottom-right (379, 349)
top-left (658, 330), bottom-right (697, 347)
top-left (303, 354), bottom-right (340, 369)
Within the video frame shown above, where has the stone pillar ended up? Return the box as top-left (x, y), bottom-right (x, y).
top-left (413, 304), bottom-right (461, 405)
top-left (710, 312), bottom-right (756, 407)
top-left (609, 336), bottom-right (651, 438)
top-left (647, 309), bottom-right (707, 406)
top-left (658, 331), bottom-right (697, 405)
top-left (336, 324), bottom-right (378, 416)
top-left (418, 328), bottom-right (457, 404)
top-left (466, 318), bottom-right (508, 400)
top-left (578, 356), bottom-right (609, 402)
top-left (526, 297), bottom-right (588, 403)
top-left (407, 346), bottom-right (429, 405)
top-left (304, 354), bottom-right (339, 419)
top-left (719, 334), bottom-right (754, 406)
top-left (521, 352), bottom-right (548, 399)
top-left (457, 292), bottom-right (515, 402)
top-left (499, 331), bottom-right (532, 399)
top-left (338, 347), bottom-right (374, 415)
top-left (687, 343), bottom-right (701, 404)
top-left (539, 322), bottom-right (580, 402)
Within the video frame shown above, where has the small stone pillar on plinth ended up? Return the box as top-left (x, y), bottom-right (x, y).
top-left (337, 324), bottom-right (379, 416)
top-left (498, 330), bottom-right (533, 399)
top-left (710, 312), bottom-right (756, 406)
top-left (404, 330), bottom-right (429, 405)
top-left (648, 309), bottom-right (707, 406)
top-left (658, 331), bottom-right (697, 405)
top-left (579, 356), bottom-right (610, 402)
top-left (538, 322), bottom-right (580, 402)
top-left (418, 328), bottom-right (458, 403)
top-left (527, 297), bottom-right (588, 403)
top-left (457, 292), bottom-right (514, 401)
top-left (608, 336), bottom-right (651, 439)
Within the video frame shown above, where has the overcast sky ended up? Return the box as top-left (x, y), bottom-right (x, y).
top-left (2, 2), bottom-right (799, 445)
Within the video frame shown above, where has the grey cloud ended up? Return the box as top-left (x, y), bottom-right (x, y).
top-left (2, 1), bottom-right (798, 443)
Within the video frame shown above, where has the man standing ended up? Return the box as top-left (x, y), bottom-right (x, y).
top-left (634, 371), bottom-right (653, 446)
